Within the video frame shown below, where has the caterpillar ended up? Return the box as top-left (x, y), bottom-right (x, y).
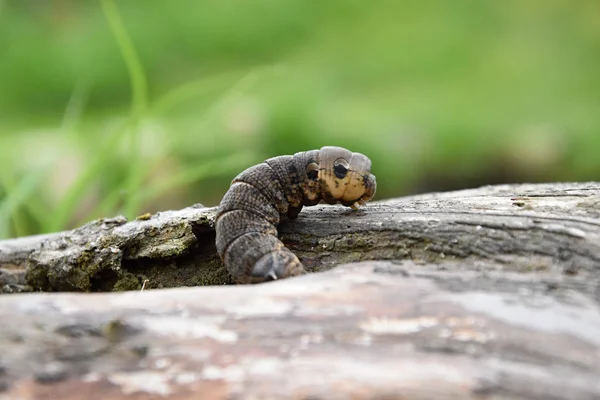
top-left (215, 146), bottom-right (377, 284)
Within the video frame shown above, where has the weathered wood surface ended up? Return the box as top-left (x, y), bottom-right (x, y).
top-left (1, 261), bottom-right (600, 399)
top-left (1, 182), bottom-right (600, 399)
top-left (1, 182), bottom-right (600, 293)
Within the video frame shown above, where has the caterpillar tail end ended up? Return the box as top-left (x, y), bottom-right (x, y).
top-left (237, 250), bottom-right (306, 284)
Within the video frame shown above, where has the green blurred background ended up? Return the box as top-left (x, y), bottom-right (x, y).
top-left (0, 0), bottom-right (598, 239)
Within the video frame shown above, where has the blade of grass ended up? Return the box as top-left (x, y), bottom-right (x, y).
top-left (16, 189), bottom-right (51, 234)
top-left (122, 129), bottom-right (147, 218)
top-left (0, 173), bottom-right (30, 238)
top-left (0, 134), bottom-right (53, 235)
top-left (0, 167), bottom-right (48, 239)
top-left (45, 118), bottom-right (132, 232)
top-left (100, 0), bottom-right (147, 117)
top-left (101, 0), bottom-right (149, 219)
top-left (189, 68), bottom-right (264, 125)
top-left (128, 152), bottom-right (256, 208)
top-left (61, 78), bottom-right (90, 138)
top-left (151, 66), bottom-right (271, 116)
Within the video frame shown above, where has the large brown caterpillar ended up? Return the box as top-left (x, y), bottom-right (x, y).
top-left (215, 146), bottom-right (376, 284)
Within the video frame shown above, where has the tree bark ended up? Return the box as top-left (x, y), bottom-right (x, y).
top-left (2, 182), bottom-right (599, 294)
top-left (1, 182), bottom-right (599, 399)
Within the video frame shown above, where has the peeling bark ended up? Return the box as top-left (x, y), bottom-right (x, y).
top-left (0, 205), bottom-right (229, 293)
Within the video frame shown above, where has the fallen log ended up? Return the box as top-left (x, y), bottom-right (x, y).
top-left (0, 261), bottom-right (599, 399)
top-left (1, 182), bottom-right (599, 293)
top-left (0, 182), bottom-right (599, 399)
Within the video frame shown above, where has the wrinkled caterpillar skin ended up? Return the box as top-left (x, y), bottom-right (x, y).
top-left (215, 146), bottom-right (376, 284)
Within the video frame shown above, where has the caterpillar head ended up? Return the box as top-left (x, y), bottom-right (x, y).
top-left (310, 146), bottom-right (377, 208)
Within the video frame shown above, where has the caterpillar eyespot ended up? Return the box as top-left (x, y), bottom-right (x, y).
top-left (215, 146), bottom-right (377, 284)
top-left (306, 163), bottom-right (319, 181)
top-left (333, 158), bottom-right (350, 179)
